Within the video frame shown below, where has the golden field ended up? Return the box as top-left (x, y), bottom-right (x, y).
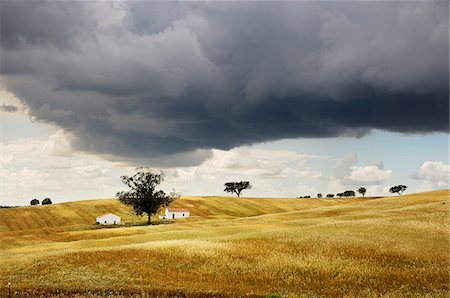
top-left (0, 190), bottom-right (448, 297)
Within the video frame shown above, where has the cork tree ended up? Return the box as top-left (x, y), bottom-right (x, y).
top-left (224, 181), bottom-right (252, 197)
top-left (116, 168), bottom-right (178, 225)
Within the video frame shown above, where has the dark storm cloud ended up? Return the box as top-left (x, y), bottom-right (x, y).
top-left (1, 1), bottom-right (89, 50)
top-left (1, 1), bottom-right (448, 165)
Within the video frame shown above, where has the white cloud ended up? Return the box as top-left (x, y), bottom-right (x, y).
top-left (43, 129), bottom-right (74, 157)
top-left (348, 165), bottom-right (392, 184)
top-left (1, 136), bottom-right (332, 205)
top-left (332, 153), bottom-right (392, 187)
top-left (333, 153), bottom-right (358, 179)
top-left (1, 125), bottom-right (442, 206)
top-left (162, 147), bottom-right (328, 198)
top-left (200, 148), bottom-right (325, 179)
top-left (410, 161), bottom-right (449, 189)
top-left (0, 87), bottom-right (25, 111)
top-left (0, 131), bottom-right (133, 206)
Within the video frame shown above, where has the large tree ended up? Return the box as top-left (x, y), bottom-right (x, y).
top-left (116, 168), bottom-right (177, 225)
top-left (357, 187), bottom-right (367, 197)
top-left (224, 181), bottom-right (252, 197)
top-left (389, 185), bottom-right (407, 195)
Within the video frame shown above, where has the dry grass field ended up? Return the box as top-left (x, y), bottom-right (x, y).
top-left (0, 190), bottom-right (448, 297)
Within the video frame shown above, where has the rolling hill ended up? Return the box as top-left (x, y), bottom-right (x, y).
top-left (0, 190), bottom-right (448, 297)
top-left (0, 195), bottom-right (365, 232)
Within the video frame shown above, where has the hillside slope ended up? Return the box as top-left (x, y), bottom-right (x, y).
top-left (0, 190), bottom-right (448, 297)
top-left (0, 198), bottom-right (141, 232)
top-left (0, 195), bottom-right (365, 232)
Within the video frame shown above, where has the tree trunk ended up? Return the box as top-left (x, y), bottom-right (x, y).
top-left (147, 213), bottom-right (152, 225)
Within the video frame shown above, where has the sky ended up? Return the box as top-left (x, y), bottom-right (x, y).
top-left (0, 0), bottom-right (448, 206)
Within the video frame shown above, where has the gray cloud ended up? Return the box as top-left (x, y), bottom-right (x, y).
top-left (0, 104), bottom-right (19, 112)
top-left (0, 1), bottom-right (90, 51)
top-left (1, 1), bottom-right (448, 165)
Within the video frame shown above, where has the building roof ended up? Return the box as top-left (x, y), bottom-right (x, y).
top-left (166, 208), bottom-right (189, 212)
top-left (96, 213), bottom-right (120, 218)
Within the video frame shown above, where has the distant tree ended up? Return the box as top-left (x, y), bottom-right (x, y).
top-left (326, 194), bottom-right (334, 198)
top-left (389, 185), bottom-right (407, 195)
top-left (357, 187), bottom-right (367, 197)
top-left (317, 193), bottom-right (323, 198)
top-left (42, 198), bottom-right (52, 205)
top-left (30, 199), bottom-right (40, 206)
top-left (224, 181), bottom-right (252, 197)
top-left (343, 190), bottom-right (355, 197)
top-left (304, 196), bottom-right (311, 198)
top-left (116, 168), bottom-right (178, 225)
top-left (337, 191), bottom-right (355, 198)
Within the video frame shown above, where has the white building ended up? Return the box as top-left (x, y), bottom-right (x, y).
top-left (159, 208), bottom-right (190, 219)
top-left (96, 213), bottom-right (121, 225)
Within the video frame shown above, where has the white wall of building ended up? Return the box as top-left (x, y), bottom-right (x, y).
top-left (163, 208), bottom-right (190, 219)
top-left (96, 213), bottom-right (121, 225)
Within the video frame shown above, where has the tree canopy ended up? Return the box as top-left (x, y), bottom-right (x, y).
top-left (357, 187), bottom-right (367, 197)
top-left (389, 185), bottom-right (407, 195)
top-left (42, 198), bottom-right (52, 205)
top-left (116, 168), bottom-right (178, 225)
top-left (337, 190), bottom-right (355, 197)
top-left (224, 181), bottom-right (252, 197)
top-left (30, 199), bottom-right (39, 206)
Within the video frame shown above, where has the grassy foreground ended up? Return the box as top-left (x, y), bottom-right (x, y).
top-left (0, 191), bottom-right (448, 297)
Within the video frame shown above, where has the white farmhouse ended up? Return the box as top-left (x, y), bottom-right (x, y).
top-left (96, 213), bottom-right (121, 225)
top-left (159, 208), bottom-right (190, 219)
